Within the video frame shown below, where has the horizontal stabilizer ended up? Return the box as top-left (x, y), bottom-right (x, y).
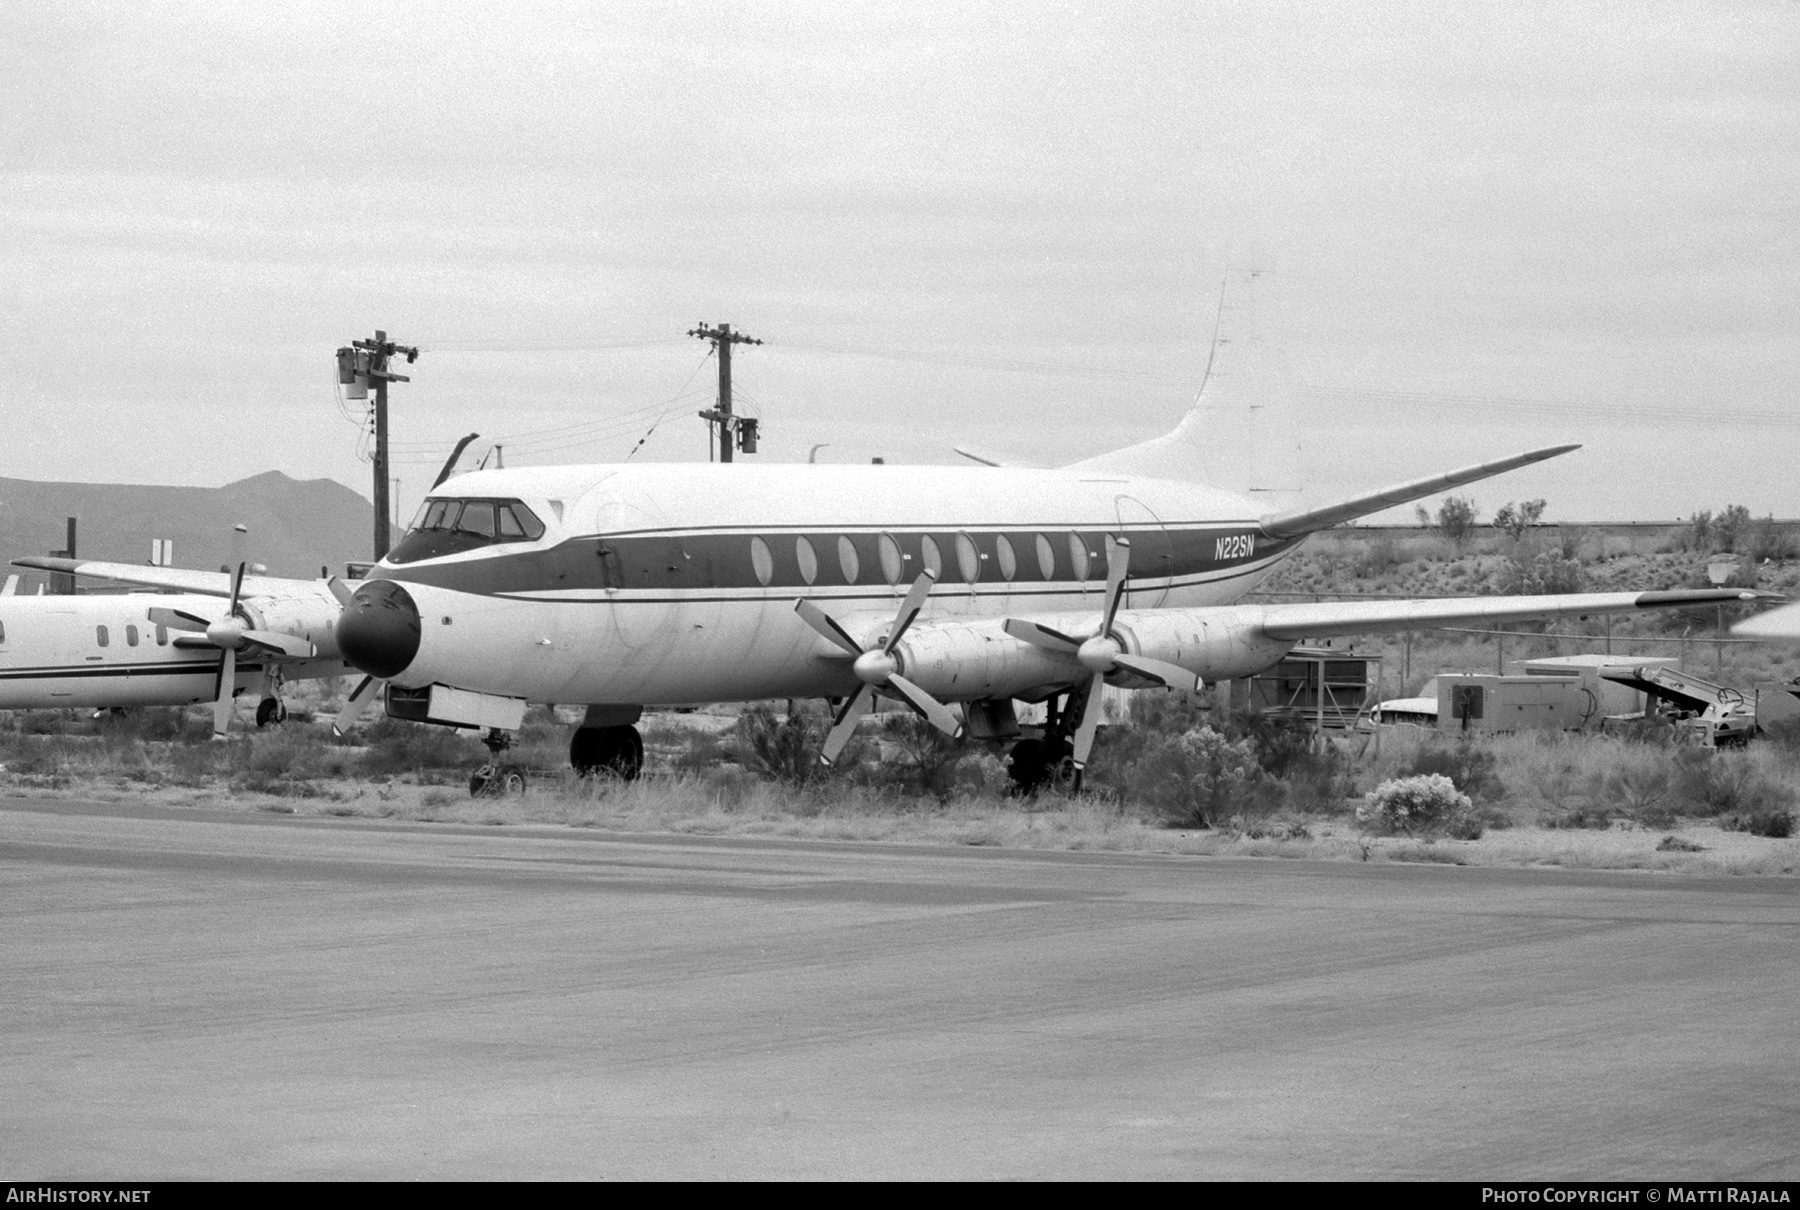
top-left (1258, 444), bottom-right (1579, 539)
top-left (1254, 587), bottom-right (1766, 641)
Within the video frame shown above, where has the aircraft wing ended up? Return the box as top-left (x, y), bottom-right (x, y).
top-left (1258, 444), bottom-right (1579, 539)
top-left (1251, 588), bottom-right (1765, 641)
top-left (11, 556), bottom-right (311, 599)
top-left (1732, 601), bottom-right (1800, 641)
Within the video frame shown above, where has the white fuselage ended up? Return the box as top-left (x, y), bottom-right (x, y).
top-left (0, 591), bottom-right (347, 710)
top-left (368, 462), bottom-right (1303, 707)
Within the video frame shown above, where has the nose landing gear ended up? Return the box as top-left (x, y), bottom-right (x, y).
top-left (469, 727), bottom-right (527, 797)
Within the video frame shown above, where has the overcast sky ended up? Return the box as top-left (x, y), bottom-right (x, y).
top-left (3, 0), bottom-right (1796, 524)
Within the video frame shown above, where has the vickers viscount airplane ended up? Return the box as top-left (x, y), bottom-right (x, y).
top-left (328, 275), bottom-right (1763, 793)
top-left (3, 559), bottom-right (351, 735)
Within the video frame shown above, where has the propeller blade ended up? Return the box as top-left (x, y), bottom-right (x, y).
top-left (240, 630), bottom-right (316, 659)
top-left (819, 687), bottom-right (874, 765)
top-left (1003, 618), bottom-right (1085, 653)
top-left (884, 570), bottom-right (937, 654)
top-left (227, 562), bottom-right (246, 614)
top-left (211, 647), bottom-right (236, 738)
top-left (1070, 671), bottom-right (1107, 771)
top-left (885, 673), bottom-right (963, 738)
top-left (171, 635), bottom-right (216, 649)
top-left (325, 576), bottom-right (357, 607)
top-left (1112, 653), bottom-right (1203, 696)
top-left (794, 598), bottom-right (865, 658)
top-left (1101, 534), bottom-right (1131, 636)
top-left (332, 675), bottom-right (382, 736)
top-left (146, 606), bottom-right (214, 634)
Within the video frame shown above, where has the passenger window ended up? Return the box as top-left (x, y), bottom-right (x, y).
top-left (126, 624), bottom-right (139, 647)
top-left (457, 501), bottom-right (496, 538)
top-left (0, 620), bottom-right (6, 643)
top-left (837, 536), bottom-right (860, 584)
top-left (878, 533), bottom-right (904, 585)
top-left (994, 534), bottom-right (1017, 581)
top-left (96, 625), bottom-right (109, 648)
top-left (1036, 534), bottom-right (1057, 579)
top-left (956, 532), bottom-right (981, 583)
top-left (1067, 532), bottom-right (1091, 581)
top-left (155, 624), bottom-right (168, 646)
top-left (750, 537), bottom-right (774, 587)
top-left (920, 535), bottom-right (944, 579)
top-left (795, 536), bottom-right (819, 585)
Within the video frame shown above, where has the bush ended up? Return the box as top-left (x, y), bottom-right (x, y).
top-left (1724, 806), bottom-right (1796, 838)
top-left (1357, 774), bottom-right (1473, 836)
top-left (1130, 726), bottom-right (1263, 828)
top-left (1406, 742), bottom-right (1503, 801)
top-left (730, 705), bottom-right (826, 787)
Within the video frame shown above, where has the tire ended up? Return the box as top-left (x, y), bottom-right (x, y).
top-left (497, 764), bottom-right (527, 795)
top-left (255, 698), bottom-right (285, 728)
top-left (570, 725), bottom-right (643, 781)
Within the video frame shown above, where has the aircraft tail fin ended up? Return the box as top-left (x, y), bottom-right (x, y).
top-left (1062, 266), bottom-right (1302, 497)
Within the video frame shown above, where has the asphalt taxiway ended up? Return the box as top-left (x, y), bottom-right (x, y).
top-left (2, 797), bottom-right (1796, 1180)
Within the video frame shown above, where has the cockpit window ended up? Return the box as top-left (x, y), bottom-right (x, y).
top-left (389, 497), bottom-right (547, 564)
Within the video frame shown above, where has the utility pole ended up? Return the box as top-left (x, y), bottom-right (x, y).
top-left (337, 330), bottom-right (418, 559)
top-left (688, 322), bottom-right (762, 462)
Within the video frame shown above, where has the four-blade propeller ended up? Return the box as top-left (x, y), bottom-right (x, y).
top-left (1004, 535), bottom-right (1202, 780)
top-left (146, 562), bottom-right (317, 737)
top-left (794, 570), bottom-right (965, 765)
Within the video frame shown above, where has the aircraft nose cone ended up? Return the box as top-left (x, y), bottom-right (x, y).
top-left (338, 580), bottom-right (422, 680)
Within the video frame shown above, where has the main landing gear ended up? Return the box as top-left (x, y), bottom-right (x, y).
top-left (569, 725), bottom-right (643, 781)
top-left (1003, 685), bottom-right (1090, 795)
top-left (469, 728), bottom-right (528, 797)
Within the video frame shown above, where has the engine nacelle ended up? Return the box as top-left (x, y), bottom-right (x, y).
top-left (239, 588), bottom-right (345, 660)
top-left (1109, 605), bottom-right (1294, 682)
top-left (888, 619), bottom-right (1079, 703)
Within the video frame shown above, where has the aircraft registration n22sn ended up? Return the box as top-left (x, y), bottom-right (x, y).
top-left (332, 274), bottom-right (1762, 793)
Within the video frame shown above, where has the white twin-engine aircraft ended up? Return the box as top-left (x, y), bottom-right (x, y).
top-left (329, 430), bottom-right (1759, 793)
top-left (1, 560), bottom-right (350, 735)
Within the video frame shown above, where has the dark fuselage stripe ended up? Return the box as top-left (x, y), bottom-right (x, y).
top-left (380, 525), bottom-right (1298, 598)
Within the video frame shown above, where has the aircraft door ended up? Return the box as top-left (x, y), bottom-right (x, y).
top-left (1115, 495), bottom-right (1171, 608)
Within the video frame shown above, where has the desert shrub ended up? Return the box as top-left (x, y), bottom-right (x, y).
top-left (1676, 752), bottom-right (1793, 818)
top-left (1713, 504), bottom-right (1752, 554)
top-left (877, 713), bottom-right (967, 798)
top-left (1405, 741), bottom-right (1503, 801)
top-left (1357, 536), bottom-right (1401, 579)
top-left (357, 719), bottom-right (481, 778)
top-left (1130, 726), bottom-right (1263, 828)
top-left (1127, 690), bottom-right (1215, 738)
top-left (1748, 515), bottom-right (1797, 564)
top-left (1418, 496), bottom-right (1479, 551)
top-left (1357, 773), bottom-right (1473, 836)
top-left (1600, 762), bottom-right (1678, 828)
top-left (730, 705), bottom-right (825, 787)
top-left (1724, 806), bottom-right (1795, 838)
top-left (949, 750), bottom-right (1010, 798)
top-left (662, 727), bottom-right (728, 775)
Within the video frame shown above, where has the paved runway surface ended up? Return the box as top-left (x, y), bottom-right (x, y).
top-left (2, 797), bottom-right (1797, 1180)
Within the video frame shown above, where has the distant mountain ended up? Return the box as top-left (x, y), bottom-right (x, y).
top-left (0, 473), bottom-right (375, 589)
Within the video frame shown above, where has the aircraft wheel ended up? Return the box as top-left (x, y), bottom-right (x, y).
top-left (496, 764), bottom-right (527, 795)
top-left (570, 725), bottom-right (643, 781)
top-left (255, 699), bottom-right (287, 728)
